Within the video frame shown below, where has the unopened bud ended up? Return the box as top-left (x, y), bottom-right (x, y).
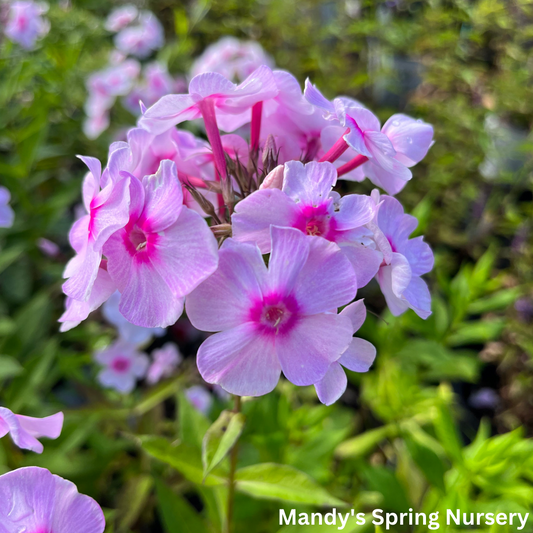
top-left (259, 164), bottom-right (284, 190)
top-left (261, 134), bottom-right (278, 173)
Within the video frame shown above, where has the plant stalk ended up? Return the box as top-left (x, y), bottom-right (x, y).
top-left (226, 395), bottom-right (242, 533)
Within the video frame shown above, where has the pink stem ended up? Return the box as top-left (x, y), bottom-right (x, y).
top-left (337, 154), bottom-right (368, 176)
top-left (178, 172), bottom-right (207, 189)
top-left (319, 128), bottom-right (351, 163)
top-left (250, 101), bottom-right (263, 152)
top-left (198, 98), bottom-right (227, 182)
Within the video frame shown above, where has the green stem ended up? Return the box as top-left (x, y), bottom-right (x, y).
top-left (226, 395), bottom-right (241, 533)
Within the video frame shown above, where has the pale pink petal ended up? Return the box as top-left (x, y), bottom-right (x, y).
top-left (139, 160), bottom-right (183, 232)
top-left (340, 299), bottom-right (367, 332)
top-left (231, 188), bottom-right (300, 253)
top-left (151, 207), bottom-right (218, 298)
top-left (314, 362), bottom-right (347, 406)
top-left (402, 236), bottom-right (434, 276)
top-left (338, 337), bottom-right (376, 372)
top-left (338, 243), bottom-right (382, 289)
top-left (292, 237), bottom-right (357, 315)
top-left (334, 194), bottom-right (375, 230)
top-left (16, 412), bottom-right (64, 440)
top-left (403, 276), bottom-right (432, 319)
top-left (382, 114), bottom-right (434, 167)
top-left (266, 226), bottom-right (310, 294)
top-left (186, 239), bottom-right (266, 332)
top-left (197, 324), bottom-right (281, 396)
top-left (303, 79), bottom-right (336, 115)
top-left (118, 260), bottom-right (185, 328)
top-left (282, 161), bottom-right (337, 205)
top-left (276, 313), bottom-right (353, 386)
top-left (139, 94), bottom-right (198, 135)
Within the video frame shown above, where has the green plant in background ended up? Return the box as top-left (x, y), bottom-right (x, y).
top-left (0, 0), bottom-right (532, 532)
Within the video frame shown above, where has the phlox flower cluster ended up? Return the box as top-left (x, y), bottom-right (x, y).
top-left (0, 186), bottom-right (14, 228)
top-left (2, 0), bottom-right (49, 50)
top-left (65, 39), bottom-right (435, 404)
top-left (84, 5), bottom-right (177, 139)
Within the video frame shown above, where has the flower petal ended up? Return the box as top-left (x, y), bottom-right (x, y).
top-left (314, 362), bottom-right (347, 406)
top-left (339, 337), bottom-right (376, 372)
top-left (197, 324), bottom-right (281, 396)
top-left (276, 313), bottom-right (353, 386)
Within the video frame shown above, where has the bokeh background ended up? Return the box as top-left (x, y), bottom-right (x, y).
top-left (1, 1), bottom-right (532, 532)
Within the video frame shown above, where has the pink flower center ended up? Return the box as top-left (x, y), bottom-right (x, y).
top-left (250, 294), bottom-right (299, 335)
top-left (112, 356), bottom-right (131, 373)
top-left (129, 227), bottom-right (148, 251)
top-left (294, 203), bottom-right (338, 241)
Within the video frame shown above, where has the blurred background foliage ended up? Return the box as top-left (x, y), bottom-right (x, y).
top-left (0, 0), bottom-right (532, 532)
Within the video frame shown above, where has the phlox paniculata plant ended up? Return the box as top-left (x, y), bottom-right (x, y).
top-left (61, 43), bottom-right (435, 406)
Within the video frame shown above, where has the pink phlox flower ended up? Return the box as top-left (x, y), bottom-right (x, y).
top-left (105, 4), bottom-right (138, 32)
top-left (62, 154), bottom-right (131, 303)
top-left (0, 408), bottom-right (63, 453)
top-left (185, 385), bottom-right (213, 415)
top-left (186, 225), bottom-right (357, 396)
top-left (0, 186), bottom-right (15, 228)
top-left (103, 290), bottom-right (165, 345)
top-left (114, 11), bottom-right (164, 59)
top-left (147, 343), bottom-right (182, 385)
top-left (94, 340), bottom-right (149, 394)
top-left (304, 81), bottom-right (413, 190)
top-left (103, 159), bottom-right (219, 328)
top-left (314, 300), bottom-right (376, 405)
top-left (371, 190), bottom-right (434, 319)
top-left (139, 65), bottom-right (278, 135)
top-left (361, 113), bottom-right (434, 195)
top-left (191, 37), bottom-right (275, 82)
top-left (0, 467), bottom-right (105, 533)
top-left (123, 62), bottom-right (179, 115)
top-left (5, 1), bottom-right (49, 50)
top-left (232, 161), bottom-right (381, 288)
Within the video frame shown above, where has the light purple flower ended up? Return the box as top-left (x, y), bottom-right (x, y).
top-left (114, 11), bottom-right (164, 59)
top-left (232, 161), bottom-right (381, 288)
top-left (185, 385), bottom-right (213, 415)
top-left (0, 186), bottom-right (15, 228)
top-left (314, 300), bottom-right (376, 405)
top-left (372, 191), bottom-right (434, 318)
top-left (362, 114), bottom-right (434, 195)
top-left (94, 340), bottom-right (149, 394)
top-left (186, 226), bottom-right (357, 396)
top-left (37, 237), bottom-right (60, 257)
top-left (304, 81), bottom-right (413, 192)
top-left (4, 1), bottom-right (49, 50)
top-left (0, 467), bottom-right (105, 533)
top-left (105, 4), bottom-right (138, 32)
top-left (103, 291), bottom-right (165, 346)
top-left (0, 407), bottom-right (63, 453)
top-left (62, 154), bottom-right (131, 303)
top-left (103, 160), bottom-right (219, 328)
top-left (147, 343), bottom-right (182, 385)
top-left (191, 37), bottom-right (275, 82)
top-left (139, 65), bottom-right (278, 135)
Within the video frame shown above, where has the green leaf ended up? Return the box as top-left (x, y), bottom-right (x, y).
top-left (235, 463), bottom-right (346, 506)
top-left (446, 319), bottom-right (505, 347)
top-left (179, 391), bottom-right (210, 451)
top-left (404, 436), bottom-right (447, 491)
top-left (0, 355), bottom-right (23, 381)
top-left (115, 474), bottom-right (153, 531)
top-left (202, 410), bottom-right (245, 479)
top-left (361, 466), bottom-right (411, 514)
top-left (467, 287), bottom-right (523, 314)
top-left (140, 436), bottom-right (226, 487)
top-left (155, 478), bottom-right (210, 533)
top-left (335, 426), bottom-right (393, 459)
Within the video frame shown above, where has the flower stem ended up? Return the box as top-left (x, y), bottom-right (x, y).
top-left (319, 127), bottom-right (351, 163)
top-left (336, 154), bottom-right (368, 176)
top-left (198, 97), bottom-right (228, 182)
top-left (226, 395), bottom-right (241, 533)
top-left (250, 101), bottom-right (263, 153)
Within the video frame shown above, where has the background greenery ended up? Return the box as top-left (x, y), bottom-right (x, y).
top-left (0, 0), bottom-right (532, 531)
